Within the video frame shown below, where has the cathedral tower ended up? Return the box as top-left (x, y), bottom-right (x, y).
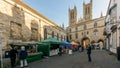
top-left (69, 5), bottom-right (78, 26)
top-left (83, 0), bottom-right (92, 21)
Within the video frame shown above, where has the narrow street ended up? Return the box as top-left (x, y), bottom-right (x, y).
top-left (25, 50), bottom-right (120, 68)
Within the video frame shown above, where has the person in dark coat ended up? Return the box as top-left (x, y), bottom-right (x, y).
top-left (19, 46), bottom-right (28, 68)
top-left (9, 46), bottom-right (18, 68)
top-left (58, 46), bottom-right (62, 56)
top-left (87, 44), bottom-right (92, 62)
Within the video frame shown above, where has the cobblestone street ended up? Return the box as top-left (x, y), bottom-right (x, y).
top-left (25, 50), bottom-right (120, 68)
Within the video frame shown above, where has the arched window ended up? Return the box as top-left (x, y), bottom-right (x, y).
top-left (76, 27), bottom-right (78, 31)
top-left (84, 25), bottom-right (87, 30)
top-left (75, 33), bottom-right (78, 39)
top-left (94, 29), bottom-right (98, 36)
top-left (52, 31), bottom-right (54, 38)
top-left (61, 35), bottom-right (63, 41)
top-left (44, 28), bottom-right (47, 40)
top-left (70, 35), bottom-right (72, 40)
top-left (64, 36), bottom-right (66, 41)
top-left (88, 7), bottom-right (89, 14)
top-left (31, 21), bottom-right (38, 41)
top-left (69, 28), bottom-right (71, 32)
top-left (94, 23), bottom-right (97, 28)
top-left (86, 8), bottom-right (87, 14)
top-left (87, 31), bottom-right (89, 35)
top-left (57, 33), bottom-right (59, 40)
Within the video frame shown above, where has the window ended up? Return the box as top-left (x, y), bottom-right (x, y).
top-left (31, 22), bottom-right (38, 41)
top-left (84, 25), bottom-right (87, 30)
top-left (44, 28), bottom-right (47, 40)
top-left (57, 33), bottom-right (59, 40)
top-left (52, 31), bottom-right (54, 38)
top-left (61, 35), bottom-right (63, 41)
top-left (86, 8), bottom-right (87, 15)
top-left (88, 7), bottom-right (90, 14)
top-left (70, 35), bottom-right (72, 40)
top-left (94, 29), bottom-right (98, 36)
top-left (76, 27), bottom-right (78, 31)
top-left (82, 32), bottom-right (83, 36)
top-left (10, 21), bottom-right (22, 40)
top-left (64, 36), bottom-right (66, 41)
top-left (69, 28), bottom-right (71, 32)
top-left (75, 33), bottom-right (78, 39)
top-left (94, 23), bottom-right (97, 28)
top-left (87, 31), bottom-right (89, 35)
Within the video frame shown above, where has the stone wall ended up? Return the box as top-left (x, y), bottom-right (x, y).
top-left (0, 0), bottom-right (66, 51)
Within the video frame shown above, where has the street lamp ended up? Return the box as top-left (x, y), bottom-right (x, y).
top-left (0, 32), bottom-right (3, 68)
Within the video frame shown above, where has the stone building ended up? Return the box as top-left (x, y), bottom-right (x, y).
top-left (0, 0), bottom-right (66, 51)
top-left (67, 0), bottom-right (106, 48)
top-left (104, 0), bottom-right (120, 54)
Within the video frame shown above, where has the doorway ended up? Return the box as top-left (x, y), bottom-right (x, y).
top-left (82, 37), bottom-right (90, 48)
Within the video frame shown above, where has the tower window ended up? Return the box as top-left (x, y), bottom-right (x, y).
top-left (84, 25), bottom-right (87, 30)
top-left (94, 23), bottom-right (97, 28)
top-left (87, 31), bottom-right (89, 35)
top-left (82, 32), bottom-right (83, 36)
top-left (76, 27), bottom-right (78, 31)
top-left (69, 28), bottom-right (71, 32)
top-left (94, 29), bottom-right (98, 36)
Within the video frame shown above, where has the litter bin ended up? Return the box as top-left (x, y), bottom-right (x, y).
top-left (117, 47), bottom-right (120, 61)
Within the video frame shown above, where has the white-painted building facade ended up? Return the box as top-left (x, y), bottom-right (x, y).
top-left (105, 0), bottom-right (120, 54)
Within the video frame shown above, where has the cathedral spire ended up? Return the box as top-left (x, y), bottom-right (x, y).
top-left (90, 0), bottom-right (92, 3)
top-left (101, 11), bottom-right (103, 17)
top-left (83, 0), bottom-right (85, 5)
top-left (62, 23), bottom-right (64, 29)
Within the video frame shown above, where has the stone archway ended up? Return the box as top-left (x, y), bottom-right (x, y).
top-left (81, 37), bottom-right (90, 48)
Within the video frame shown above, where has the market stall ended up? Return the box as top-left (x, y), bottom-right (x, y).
top-left (70, 41), bottom-right (79, 51)
top-left (61, 41), bottom-right (73, 54)
top-left (8, 41), bottom-right (42, 63)
top-left (38, 37), bottom-right (61, 56)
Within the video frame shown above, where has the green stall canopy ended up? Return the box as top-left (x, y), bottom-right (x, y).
top-left (41, 37), bottom-right (61, 44)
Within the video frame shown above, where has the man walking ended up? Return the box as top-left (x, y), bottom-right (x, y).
top-left (87, 44), bottom-right (92, 62)
top-left (9, 46), bottom-right (18, 68)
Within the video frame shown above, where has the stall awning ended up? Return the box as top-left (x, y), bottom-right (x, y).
top-left (61, 41), bottom-right (72, 46)
top-left (70, 41), bottom-right (79, 45)
top-left (41, 37), bottom-right (61, 44)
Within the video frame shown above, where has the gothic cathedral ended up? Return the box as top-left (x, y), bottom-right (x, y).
top-left (67, 0), bottom-right (106, 48)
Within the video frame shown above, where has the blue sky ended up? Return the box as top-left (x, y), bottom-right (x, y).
top-left (23, 0), bottom-right (110, 27)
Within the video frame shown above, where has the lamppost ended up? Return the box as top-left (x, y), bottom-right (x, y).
top-left (0, 32), bottom-right (3, 68)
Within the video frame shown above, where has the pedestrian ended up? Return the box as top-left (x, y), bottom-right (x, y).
top-left (58, 46), bottom-right (62, 56)
top-left (78, 45), bottom-right (81, 52)
top-left (87, 44), bottom-right (92, 62)
top-left (19, 46), bottom-right (28, 68)
top-left (9, 46), bottom-right (18, 68)
top-left (81, 46), bottom-right (84, 52)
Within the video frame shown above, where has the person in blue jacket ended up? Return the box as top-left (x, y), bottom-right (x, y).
top-left (19, 46), bottom-right (28, 68)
